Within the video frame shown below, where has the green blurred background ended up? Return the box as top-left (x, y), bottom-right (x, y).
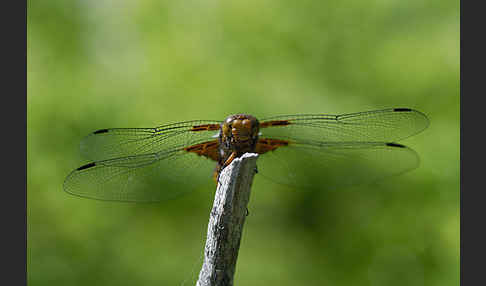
top-left (27, 0), bottom-right (459, 285)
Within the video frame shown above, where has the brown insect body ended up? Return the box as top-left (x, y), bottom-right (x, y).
top-left (216, 114), bottom-right (260, 178)
top-left (184, 114), bottom-right (292, 182)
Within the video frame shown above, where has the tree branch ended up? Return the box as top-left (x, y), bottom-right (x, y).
top-left (196, 153), bottom-right (259, 286)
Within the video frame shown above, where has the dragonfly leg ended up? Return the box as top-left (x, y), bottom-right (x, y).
top-left (222, 151), bottom-right (237, 169)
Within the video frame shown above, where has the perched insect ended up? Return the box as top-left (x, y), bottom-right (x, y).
top-left (64, 108), bottom-right (429, 202)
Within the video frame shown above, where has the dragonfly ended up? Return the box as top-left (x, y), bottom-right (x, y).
top-left (64, 108), bottom-right (429, 202)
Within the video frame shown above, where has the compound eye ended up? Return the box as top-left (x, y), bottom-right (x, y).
top-left (242, 119), bottom-right (252, 130)
top-left (232, 119), bottom-right (242, 130)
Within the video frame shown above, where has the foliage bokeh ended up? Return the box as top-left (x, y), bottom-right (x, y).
top-left (27, 0), bottom-right (459, 285)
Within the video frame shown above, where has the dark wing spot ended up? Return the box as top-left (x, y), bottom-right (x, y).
top-left (386, 142), bottom-right (406, 148)
top-left (93, 129), bottom-right (109, 134)
top-left (76, 162), bottom-right (96, 171)
top-left (393, 108), bottom-right (412, 112)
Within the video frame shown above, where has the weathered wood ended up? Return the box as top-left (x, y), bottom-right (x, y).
top-left (196, 153), bottom-right (259, 286)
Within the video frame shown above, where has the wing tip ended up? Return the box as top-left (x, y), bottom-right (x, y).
top-left (393, 108), bottom-right (430, 132)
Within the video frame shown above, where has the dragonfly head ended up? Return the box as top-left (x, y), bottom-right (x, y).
top-left (221, 114), bottom-right (260, 148)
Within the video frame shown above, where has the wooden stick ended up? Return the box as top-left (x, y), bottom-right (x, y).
top-left (196, 153), bottom-right (259, 286)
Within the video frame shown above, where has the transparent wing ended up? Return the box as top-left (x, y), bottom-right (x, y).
top-left (64, 146), bottom-right (218, 202)
top-left (259, 108), bottom-right (429, 143)
top-left (256, 140), bottom-right (420, 190)
top-left (80, 120), bottom-right (221, 161)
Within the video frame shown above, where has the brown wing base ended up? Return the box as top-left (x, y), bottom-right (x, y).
top-left (255, 138), bottom-right (290, 154)
top-left (183, 138), bottom-right (291, 184)
top-left (184, 140), bottom-right (220, 161)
